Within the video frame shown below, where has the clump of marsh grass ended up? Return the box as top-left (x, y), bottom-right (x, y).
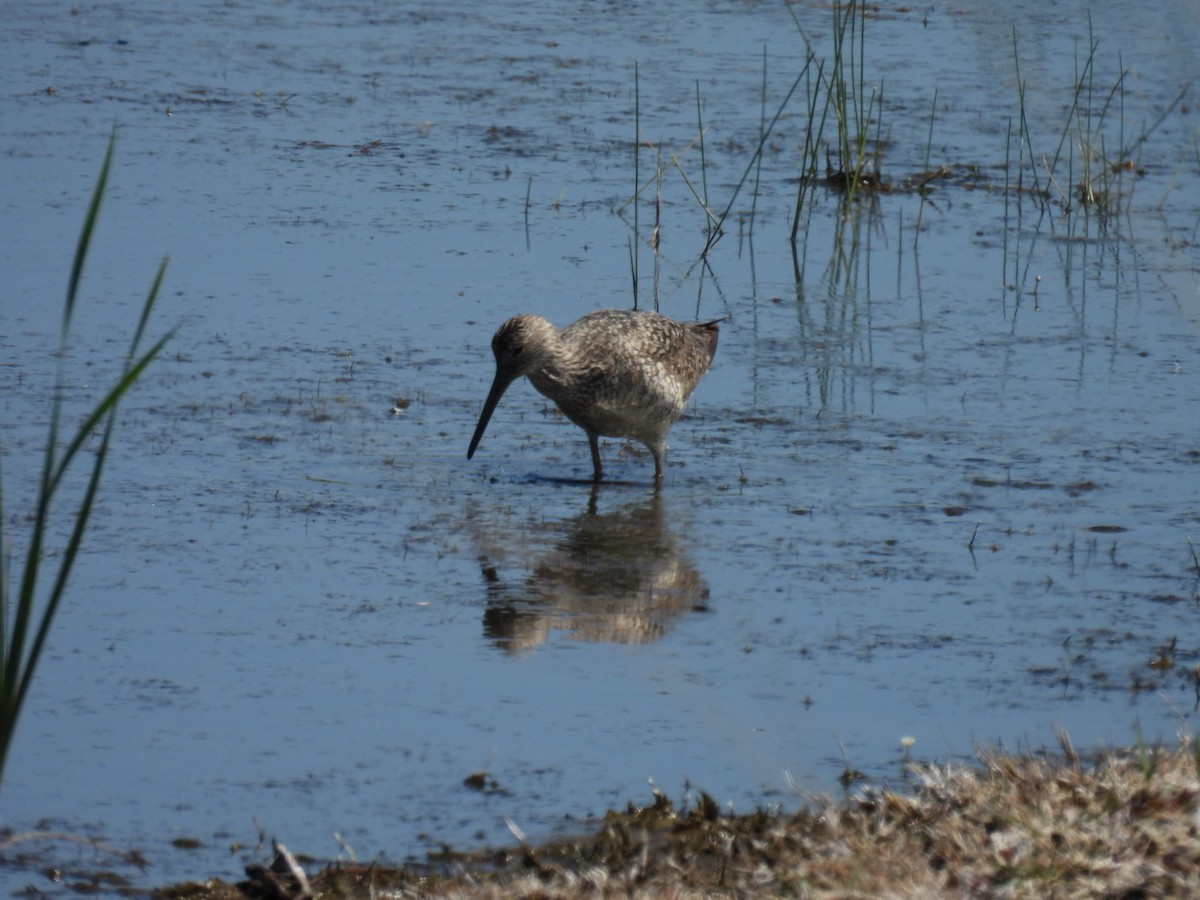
top-left (789, 0), bottom-right (889, 217)
top-left (618, 56), bottom-right (810, 272)
top-left (699, 57), bottom-right (809, 259)
top-left (1011, 15), bottom-right (1190, 224)
top-left (1001, 22), bottom-right (1190, 301)
top-left (0, 131), bottom-right (173, 790)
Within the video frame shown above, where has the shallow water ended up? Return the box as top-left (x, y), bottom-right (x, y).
top-left (2, 0), bottom-right (1199, 891)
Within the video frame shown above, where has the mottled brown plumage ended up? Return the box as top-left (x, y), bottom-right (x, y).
top-left (467, 309), bottom-right (720, 481)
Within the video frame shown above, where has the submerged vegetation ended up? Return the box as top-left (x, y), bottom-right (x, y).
top-left (0, 132), bottom-right (172, 790)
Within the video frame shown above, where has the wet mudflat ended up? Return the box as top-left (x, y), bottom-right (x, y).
top-left (1, 0), bottom-right (1198, 893)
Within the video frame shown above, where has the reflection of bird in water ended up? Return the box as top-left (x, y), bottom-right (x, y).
top-left (467, 309), bottom-right (720, 481)
top-left (476, 492), bottom-right (709, 653)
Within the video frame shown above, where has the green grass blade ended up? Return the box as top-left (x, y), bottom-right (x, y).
top-left (128, 256), bottom-right (170, 360)
top-left (632, 60), bottom-right (639, 307)
top-left (0, 133), bottom-right (172, 792)
top-left (65, 130), bottom-right (114, 336)
top-left (16, 408), bottom-right (117, 712)
top-left (12, 298), bottom-right (172, 709)
top-left (0, 446), bottom-right (7, 681)
top-left (704, 57), bottom-right (811, 256)
top-left (6, 132), bottom-right (116, 697)
top-left (748, 46), bottom-right (769, 234)
top-left (1012, 28), bottom-right (1044, 202)
top-left (1116, 81), bottom-right (1190, 162)
top-left (696, 80), bottom-right (710, 245)
top-left (48, 256), bottom-right (171, 492)
top-left (50, 328), bottom-right (175, 492)
top-left (669, 152), bottom-right (721, 230)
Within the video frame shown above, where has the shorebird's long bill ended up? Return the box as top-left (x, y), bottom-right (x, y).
top-left (467, 369), bottom-right (513, 460)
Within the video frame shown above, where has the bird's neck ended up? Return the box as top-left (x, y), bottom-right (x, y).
top-left (527, 342), bottom-right (579, 394)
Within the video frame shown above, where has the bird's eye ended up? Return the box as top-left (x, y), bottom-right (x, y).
top-left (511, 346), bottom-right (523, 355)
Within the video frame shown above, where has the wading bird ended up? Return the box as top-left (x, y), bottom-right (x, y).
top-left (467, 309), bottom-right (720, 482)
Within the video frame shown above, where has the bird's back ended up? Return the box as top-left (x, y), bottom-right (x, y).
top-left (545, 310), bottom-right (718, 444)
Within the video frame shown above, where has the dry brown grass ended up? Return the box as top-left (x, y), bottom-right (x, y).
top-left (157, 740), bottom-right (1200, 899)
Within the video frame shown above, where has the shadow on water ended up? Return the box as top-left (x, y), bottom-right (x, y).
top-left (473, 489), bottom-right (709, 653)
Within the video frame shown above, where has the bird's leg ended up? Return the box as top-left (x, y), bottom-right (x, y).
top-left (588, 433), bottom-right (604, 482)
top-left (650, 443), bottom-right (665, 480)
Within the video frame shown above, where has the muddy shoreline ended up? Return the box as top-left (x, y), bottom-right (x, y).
top-left (11, 741), bottom-right (1195, 897)
top-left (184, 741), bottom-right (1200, 898)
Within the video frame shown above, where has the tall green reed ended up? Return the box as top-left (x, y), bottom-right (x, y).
top-left (1012, 18), bottom-right (1188, 221)
top-left (630, 61), bottom-right (640, 307)
top-left (0, 131), bottom-right (174, 791)
top-left (789, 0), bottom-right (884, 229)
top-left (701, 59), bottom-right (809, 257)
